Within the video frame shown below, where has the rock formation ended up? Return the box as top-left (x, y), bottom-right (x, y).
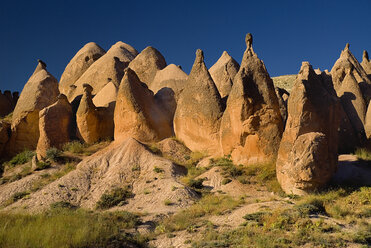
top-left (59, 42), bottom-right (106, 95)
top-left (173, 49), bottom-right (224, 154)
top-left (0, 121), bottom-right (10, 156)
top-left (0, 91), bottom-right (13, 117)
top-left (114, 68), bottom-right (173, 143)
top-left (209, 51), bottom-right (240, 98)
top-left (67, 41), bottom-right (138, 101)
top-left (275, 87), bottom-right (289, 125)
top-left (361, 50), bottom-right (371, 75)
top-left (365, 101), bottom-right (371, 139)
top-left (219, 34), bottom-right (283, 164)
top-left (276, 62), bottom-right (341, 195)
top-left (36, 94), bottom-right (73, 159)
top-left (8, 60), bottom-right (59, 154)
top-left (150, 64), bottom-right (188, 96)
top-left (76, 84), bottom-right (114, 144)
top-left (92, 81), bottom-right (118, 108)
top-left (128, 46), bottom-right (167, 88)
top-left (331, 44), bottom-right (371, 102)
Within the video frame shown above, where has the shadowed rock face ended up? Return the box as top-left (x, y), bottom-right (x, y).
top-left (59, 42), bottom-right (106, 95)
top-left (8, 60), bottom-right (59, 155)
top-left (67, 41), bottom-right (138, 101)
top-left (151, 64), bottom-right (188, 96)
top-left (173, 49), bottom-right (224, 154)
top-left (36, 94), bottom-right (73, 159)
top-left (361, 50), bottom-right (371, 75)
top-left (219, 34), bottom-right (283, 165)
top-left (114, 68), bottom-right (173, 143)
top-left (0, 90), bottom-right (17, 117)
top-left (76, 84), bottom-right (114, 144)
top-left (276, 62), bottom-right (341, 195)
top-left (331, 45), bottom-right (368, 150)
top-left (365, 101), bottom-right (371, 139)
top-left (209, 51), bottom-right (240, 98)
top-left (128, 46), bottom-right (167, 88)
top-left (0, 121), bottom-right (10, 156)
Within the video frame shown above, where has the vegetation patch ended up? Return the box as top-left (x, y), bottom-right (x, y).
top-left (35, 161), bottom-right (51, 171)
top-left (354, 147), bottom-right (371, 161)
top-left (7, 150), bottom-right (35, 167)
top-left (45, 148), bottom-right (63, 162)
top-left (0, 209), bottom-right (146, 248)
top-left (96, 186), bottom-right (134, 210)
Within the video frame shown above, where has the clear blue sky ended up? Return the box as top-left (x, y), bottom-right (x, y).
top-left (1, 0), bottom-right (370, 92)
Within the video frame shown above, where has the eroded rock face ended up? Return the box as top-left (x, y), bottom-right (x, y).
top-left (114, 68), bottom-right (173, 143)
top-left (8, 60), bottom-right (59, 154)
top-left (59, 42), bottom-right (106, 95)
top-left (76, 84), bottom-right (113, 144)
top-left (36, 94), bottom-right (73, 159)
top-left (0, 121), bottom-right (10, 156)
top-left (151, 64), bottom-right (188, 96)
top-left (219, 34), bottom-right (283, 164)
top-left (276, 62), bottom-right (341, 195)
top-left (209, 51), bottom-right (240, 98)
top-left (275, 87), bottom-right (289, 125)
top-left (0, 91), bottom-right (14, 117)
top-left (331, 45), bottom-right (368, 149)
top-left (128, 46), bottom-right (167, 88)
top-left (92, 81), bottom-right (118, 108)
top-left (67, 41), bottom-right (138, 101)
top-left (361, 50), bottom-right (371, 75)
top-left (173, 49), bottom-right (224, 154)
top-left (365, 101), bottom-right (371, 139)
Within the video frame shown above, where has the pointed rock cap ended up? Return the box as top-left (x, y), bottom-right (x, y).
top-left (195, 49), bottom-right (204, 64)
top-left (245, 33), bottom-right (253, 50)
top-left (363, 50), bottom-right (369, 62)
top-left (32, 59), bottom-right (47, 76)
top-left (345, 43), bottom-right (350, 50)
top-left (82, 83), bottom-right (93, 95)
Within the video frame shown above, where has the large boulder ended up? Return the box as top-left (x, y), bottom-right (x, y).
top-left (276, 62), bottom-right (341, 195)
top-left (76, 84), bottom-right (114, 144)
top-left (219, 34), bottom-right (283, 164)
top-left (114, 68), bottom-right (173, 143)
top-left (151, 64), bottom-right (188, 96)
top-left (128, 46), bottom-right (167, 88)
top-left (67, 41), bottom-right (138, 101)
top-left (173, 49), bottom-right (224, 154)
top-left (36, 94), bottom-right (73, 159)
top-left (361, 50), bottom-right (371, 75)
top-left (209, 51), bottom-right (240, 98)
top-left (59, 42), bottom-right (106, 95)
top-left (8, 60), bottom-right (59, 154)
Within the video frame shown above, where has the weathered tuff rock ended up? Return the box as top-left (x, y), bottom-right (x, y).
top-left (5, 138), bottom-right (197, 213)
top-left (114, 68), bottom-right (173, 143)
top-left (67, 41), bottom-right (138, 101)
top-left (331, 44), bottom-right (371, 102)
top-left (365, 101), bottom-right (371, 139)
top-left (209, 51), bottom-right (240, 98)
top-left (275, 87), bottom-right (289, 125)
top-left (76, 84), bottom-right (114, 144)
top-left (220, 34), bottom-right (283, 164)
top-left (0, 121), bottom-right (10, 156)
top-left (151, 64), bottom-right (188, 96)
top-left (173, 49), bottom-right (224, 154)
top-left (59, 42), bottom-right (106, 95)
top-left (0, 91), bottom-right (14, 117)
top-left (276, 62), bottom-right (341, 195)
top-left (8, 60), bottom-right (59, 154)
top-left (36, 94), bottom-right (73, 159)
top-left (361, 50), bottom-right (371, 75)
top-left (92, 81), bottom-right (118, 108)
top-left (128, 46), bottom-right (167, 88)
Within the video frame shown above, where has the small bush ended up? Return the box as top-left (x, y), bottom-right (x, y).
top-left (62, 141), bottom-right (86, 154)
top-left (8, 150), bottom-right (35, 166)
top-left (296, 198), bottom-right (327, 216)
top-left (96, 186), bottom-right (134, 210)
top-left (46, 148), bottom-right (62, 162)
top-left (164, 200), bottom-right (173, 206)
top-left (12, 191), bottom-right (30, 202)
top-left (188, 178), bottom-right (205, 189)
top-left (50, 201), bottom-right (77, 210)
top-left (221, 178), bottom-right (232, 185)
top-left (354, 147), bottom-right (371, 161)
top-left (153, 166), bottom-right (164, 173)
top-left (148, 143), bottom-right (162, 155)
top-left (35, 161), bottom-right (51, 171)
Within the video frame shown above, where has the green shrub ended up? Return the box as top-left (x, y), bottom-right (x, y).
top-left (296, 199), bottom-right (327, 216)
top-left (62, 141), bottom-right (86, 154)
top-left (96, 186), bottom-right (134, 210)
top-left (50, 201), bottom-right (77, 210)
top-left (153, 166), bottom-right (164, 173)
top-left (188, 178), bottom-right (205, 189)
top-left (8, 150), bottom-right (35, 166)
top-left (35, 161), bottom-right (51, 171)
top-left (221, 178), bottom-right (232, 185)
top-left (46, 148), bottom-right (62, 162)
top-left (354, 147), bottom-right (371, 161)
top-left (164, 200), bottom-right (173, 206)
top-left (148, 143), bottom-right (162, 155)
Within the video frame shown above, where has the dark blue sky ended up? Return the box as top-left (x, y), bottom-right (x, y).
top-left (1, 0), bottom-right (370, 92)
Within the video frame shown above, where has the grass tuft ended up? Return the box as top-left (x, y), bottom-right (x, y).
top-left (96, 186), bottom-right (134, 210)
